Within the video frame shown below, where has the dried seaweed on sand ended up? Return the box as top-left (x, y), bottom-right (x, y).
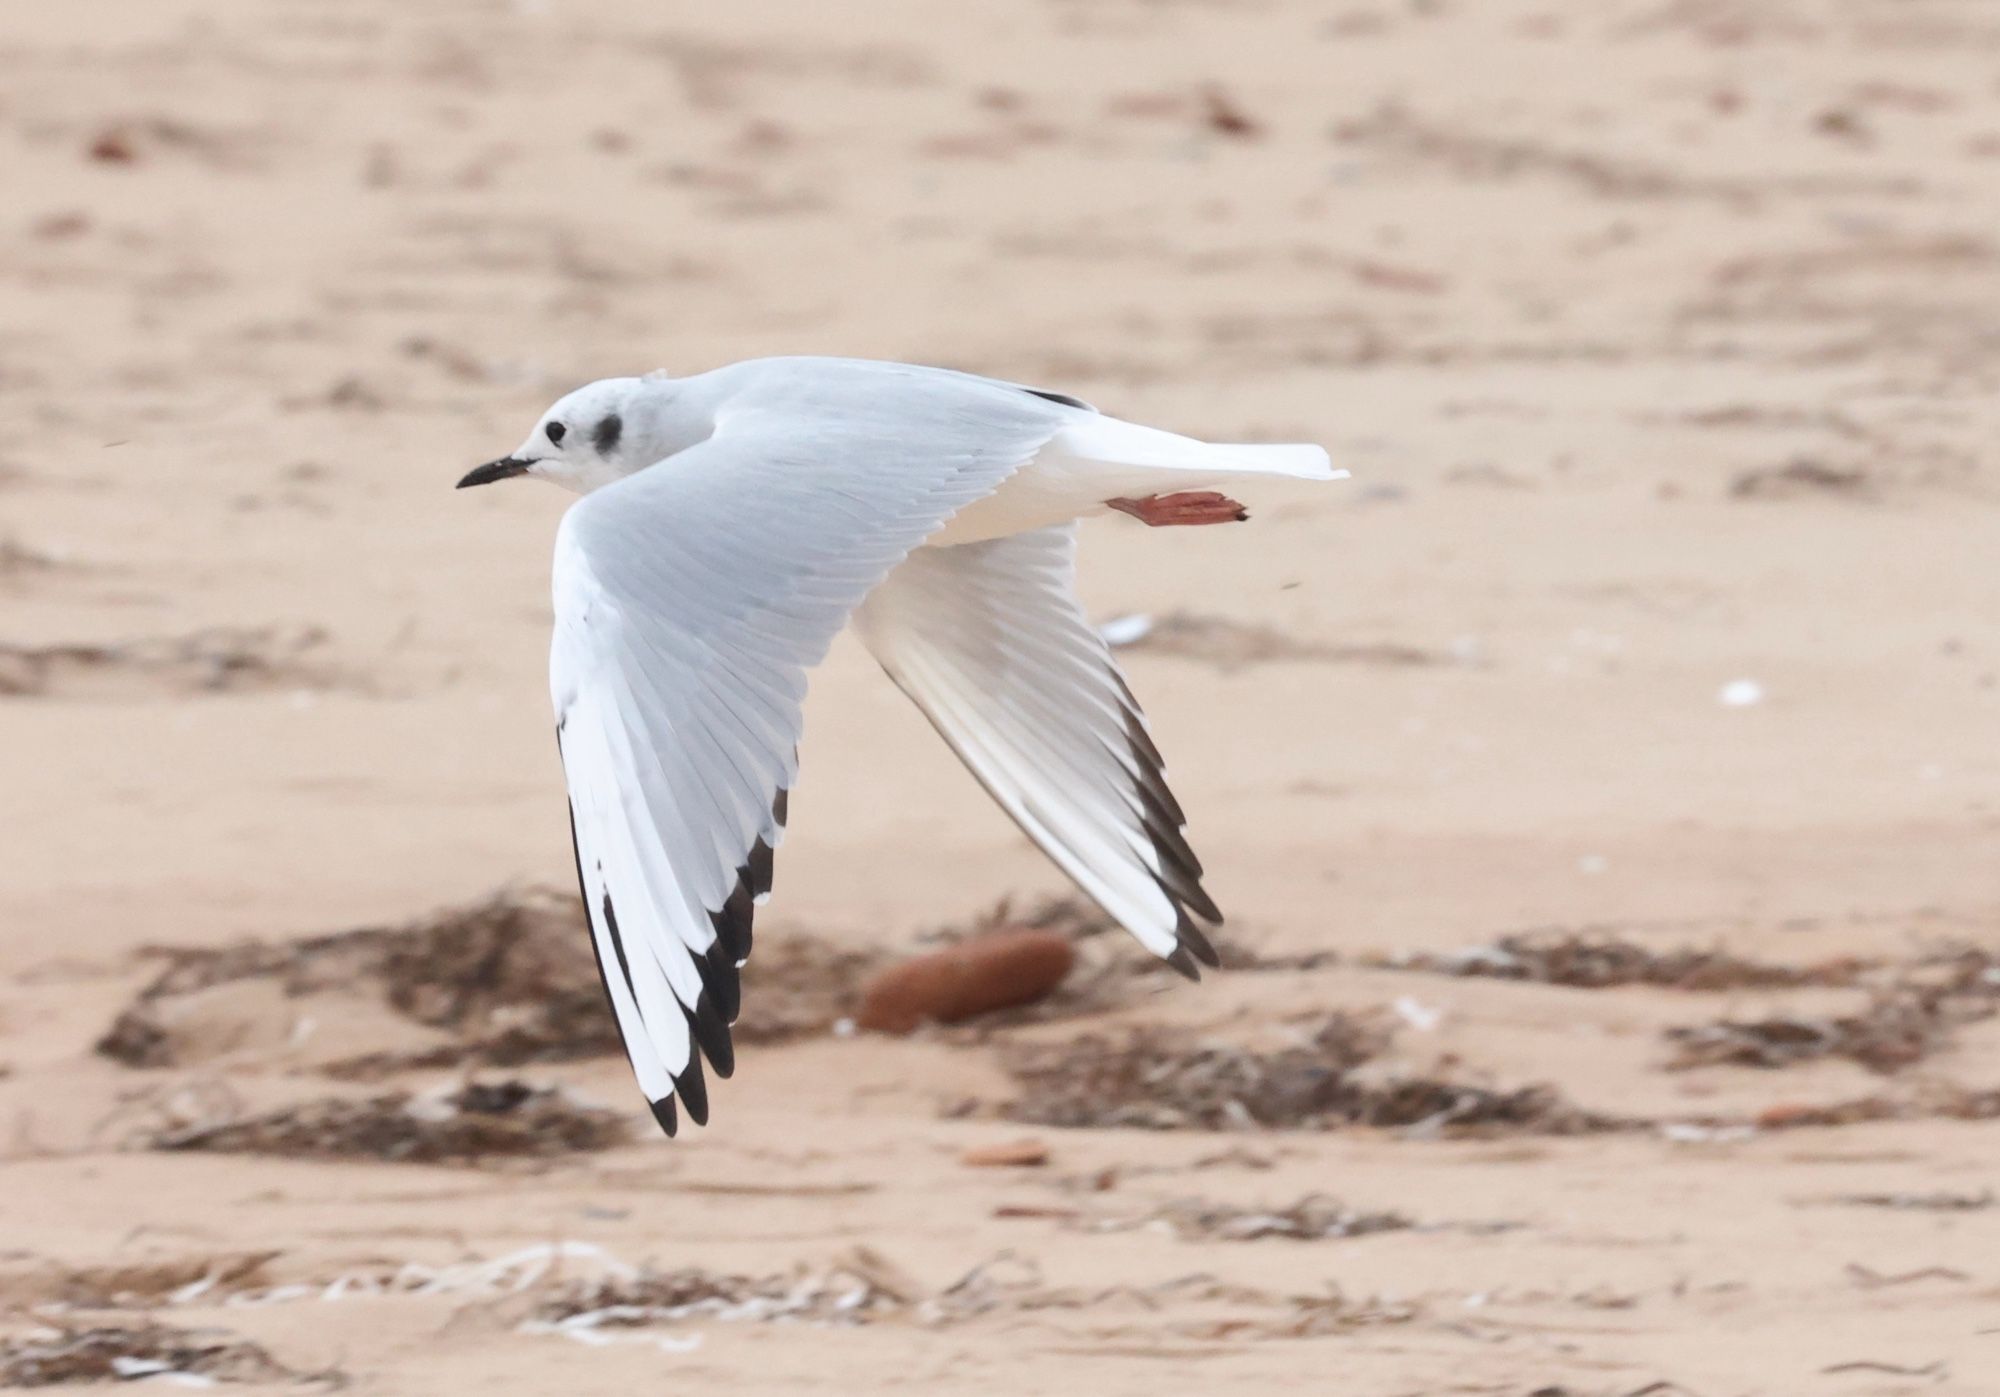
top-left (0, 1324), bottom-right (304, 1388)
top-left (13, 1252), bottom-right (281, 1311)
top-left (1667, 944), bottom-right (2000, 1073)
top-left (1667, 997), bottom-right (1943, 1073)
top-left (1000, 1014), bottom-right (1621, 1136)
top-left (142, 1079), bottom-right (628, 1164)
top-left (527, 1251), bottom-right (915, 1333)
top-left (98, 888), bottom-right (903, 1074)
top-left (0, 626), bottom-right (335, 699)
top-left (1751, 1084), bottom-right (2000, 1131)
top-left (1111, 1194), bottom-right (1415, 1242)
top-left (1374, 929), bottom-right (1866, 991)
top-left (97, 889), bottom-right (619, 1072)
top-left (527, 1245), bottom-right (1417, 1343)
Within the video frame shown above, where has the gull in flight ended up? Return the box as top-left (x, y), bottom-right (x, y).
top-left (458, 357), bottom-right (1338, 1136)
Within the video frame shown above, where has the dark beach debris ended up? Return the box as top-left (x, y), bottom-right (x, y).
top-left (1331, 99), bottom-right (1732, 201)
top-left (1002, 1014), bottom-right (1382, 1132)
top-left (1729, 457), bottom-right (1872, 499)
top-left (528, 1250), bottom-right (915, 1333)
top-left (398, 334), bottom-right (493, 382)
top-left (98, 888), bottom-right (621, 1072)
top-left (527, 1246), bottom-right (1417, 1342)
top-left (14, 1252), bottom-right (281, 1311)
top-left (1845, 1263), bottom-right (1969, 1290)
top-left (1820, 1361), bottom-right (1948, 1380)
top-left (1380, 932), bottom-right (2000, 1081)
top-left (1224, 945), bottom-right (1346, 973)
top-left (1117, 1194), bottom-right (1415, 1243)
top-left (95, 1011), bottom-right (175, 1071)
top-left (378, 897), bottom-right (615, 1050)
top-left (0, 1323), bottom-right (304, 1388)
top-left (1104, 610), bottom-right (1447, 673)
top-left (1372, 929), bottom-right (1867, 991)
top-left (0, 626), bottom-right (335, 699)
top-left (1102, 87), bottom-right (1263, 142)
top-left (1750, 1084), bottom-right (2000, 1132)
top-left (1200, 86), bottom-right (1262, 139)
top-left (1825, 1188), bottom-right (1994, 1212)
top-left (999, 1014), bottom-right (1623, 1136)
top-left (1666, 998), bottom-right (1939, 1073)
top-left (1180, 1286), bottom-right (1421, 1343)
top-left (1520, 1386), bottom-right (1697, 1397)
top-left (81, 117), bottom-right (260, 170)
top-left (960, 1138), bottom-right (1051, 1168)
top-left (98, 888), bottom-right (905, 1074)
top-left (1666, 944), bottom-right (2000, 1074)
top-left (86, 129), bottom-right (138, 164)
top-left (142, 1079), bottom-right (628, 1164)
top-left (991, 1193), bottom-right (1435, 1242)
top-left (30, 211), bottom-right (91, 240)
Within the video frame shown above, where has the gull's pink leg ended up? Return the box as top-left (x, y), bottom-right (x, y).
top-left (1106, 491), bottom-right (1249, 526)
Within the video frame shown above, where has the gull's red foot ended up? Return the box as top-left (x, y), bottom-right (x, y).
top-left (1106, 491), bottom-right (1249, 526)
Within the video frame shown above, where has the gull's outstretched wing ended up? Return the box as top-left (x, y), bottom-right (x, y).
top-left (854, 525), bottom-right (1222, 977)
top-left (552, 374), bottom-right (1062, 1135)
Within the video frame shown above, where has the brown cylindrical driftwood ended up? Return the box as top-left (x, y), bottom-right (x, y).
top-left (855, 929), bottom-right (1075, 1034)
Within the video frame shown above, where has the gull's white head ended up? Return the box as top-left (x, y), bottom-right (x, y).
top-left (458, 375), bottom-right (702, 496)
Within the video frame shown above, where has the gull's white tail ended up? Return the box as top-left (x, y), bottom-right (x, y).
top-left (1053, 414), bottom-right (1338, 483)
top-left (926, 409), bottom-right (1342, 545)
top-left (1205, 441), bottom-right (1339, 480)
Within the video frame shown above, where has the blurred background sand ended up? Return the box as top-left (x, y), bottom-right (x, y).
top-left (3, 1), bottom-right (1998, 1392)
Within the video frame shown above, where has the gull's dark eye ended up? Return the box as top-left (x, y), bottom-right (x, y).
top-left (545, 421), bottom-right (567, 446)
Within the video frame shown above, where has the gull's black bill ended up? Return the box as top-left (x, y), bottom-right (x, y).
top-left (457, 456), bottom-right (532, 489)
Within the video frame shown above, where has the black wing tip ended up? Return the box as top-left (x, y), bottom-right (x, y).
top-left (712, 877), bottom-right (755, 968)
top-left (1177, 916), bottom-right (1224, 970)
top-left (1110, 689), bottom-right (1225, 965)
top-left (1164, 944), bottom-right (1203, 982)
top-left (739, 787), bottom-right (786, 909)
top-left (690, 989), bottom-right (736, 1080)
top-left (746, 840), bottom-right (775, 906)
top-left (694, 942), bottom-right (744, 1025)
top-left (1181, 885), bottom-right (1224, 927)
top-left (1023, 385), bottom-right (1096, 413)
top-left (675, 1053), bottom-right (710, 1127)
top-left (567, 737), bottom-right (790, 1143)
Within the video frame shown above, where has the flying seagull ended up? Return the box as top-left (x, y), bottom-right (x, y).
top-left (458, 356), bottom-right (1338, 1136)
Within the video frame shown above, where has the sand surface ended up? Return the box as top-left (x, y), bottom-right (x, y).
top-left (4, 1), bottom-right (1999, 1392)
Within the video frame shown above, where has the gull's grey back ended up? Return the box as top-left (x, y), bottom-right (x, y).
top-left (688, 355), bottom-right (1093, 445)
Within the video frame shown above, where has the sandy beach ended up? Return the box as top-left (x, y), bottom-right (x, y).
top-left (4, 1), bottom-right (1998, 1392)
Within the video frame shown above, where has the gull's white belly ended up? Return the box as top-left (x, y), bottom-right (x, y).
top-left (925, 451), bottom-right (1122, 546)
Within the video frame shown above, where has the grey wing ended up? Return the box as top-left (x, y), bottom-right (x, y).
top-left (552, 391), bottom-right (1058, 1135)
top-left (853, 525), bottom-right (1222, 978)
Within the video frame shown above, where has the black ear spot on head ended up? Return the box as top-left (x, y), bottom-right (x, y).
top-left (545, 420), bottom-right (567, 445)
top-left (593, 414), bottom-right (623, 455)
